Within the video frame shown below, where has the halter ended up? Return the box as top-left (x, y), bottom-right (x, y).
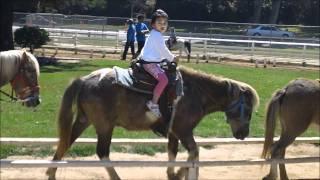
top-left (225, 94), bottom-right (248, 123)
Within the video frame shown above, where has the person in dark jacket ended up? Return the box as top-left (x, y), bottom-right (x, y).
top-left (121, 19), bottom-right (136, 60)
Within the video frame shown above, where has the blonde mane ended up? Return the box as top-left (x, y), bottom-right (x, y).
top-left (0, 49), bottom-right (40, 87)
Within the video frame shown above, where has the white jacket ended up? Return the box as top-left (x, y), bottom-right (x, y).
top-left (140, 29), bottom-right (174, 62)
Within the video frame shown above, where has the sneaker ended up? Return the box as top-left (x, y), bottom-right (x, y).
top-left (146, 101), bottom-right (162, 118)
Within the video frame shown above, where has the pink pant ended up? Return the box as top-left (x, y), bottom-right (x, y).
top-left (143, 63), bottom-right (168, 103)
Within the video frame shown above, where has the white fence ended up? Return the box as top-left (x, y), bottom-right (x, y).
top-left (1, 137), bottom-right (319, 179)
top-left (13, 25), bottom-right (320, 66)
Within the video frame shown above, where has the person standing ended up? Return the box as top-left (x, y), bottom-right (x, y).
top-left (134, 15), bottom-right (149, 58)
top-left (121, 19), bottom-right (136, 60)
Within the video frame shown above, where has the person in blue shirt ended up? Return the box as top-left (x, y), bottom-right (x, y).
top-left (121, 19), bottom-right (136, 60)
top-left (134, 15), bottom-right (149, 58)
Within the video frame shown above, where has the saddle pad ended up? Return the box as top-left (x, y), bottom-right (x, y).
top-left (113, 66), bottom-right (152, 94)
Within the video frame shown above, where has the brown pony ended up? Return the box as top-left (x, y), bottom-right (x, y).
top-left (261, 78), bottom-right (320, 180)
top-left (46, 66), bottom-right (259, 180)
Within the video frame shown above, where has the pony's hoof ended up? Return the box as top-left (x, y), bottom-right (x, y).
top-left (168, 174), bottom-right (181, 180)
top-left (262, 174), bottom-right (276, 180)
top-left (46, 168), bottom-right (56, 180)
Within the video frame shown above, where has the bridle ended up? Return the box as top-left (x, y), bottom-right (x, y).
top-left (0, 55), bottom-right (40, 102)
top-left (225, 94), bottom-right (249, 124)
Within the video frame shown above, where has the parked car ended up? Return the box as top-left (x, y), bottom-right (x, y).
top-left (245, 25), bottom-right (294, 38)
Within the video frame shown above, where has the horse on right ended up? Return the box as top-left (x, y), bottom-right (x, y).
top-left (261, 78), bottom-right (320, 180)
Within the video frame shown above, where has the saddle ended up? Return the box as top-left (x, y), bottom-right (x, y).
top-left (129, 59), bottom-right (181, 136)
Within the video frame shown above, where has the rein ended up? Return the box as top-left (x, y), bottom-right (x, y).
top-left (0, 89), bottom-right (17, 101)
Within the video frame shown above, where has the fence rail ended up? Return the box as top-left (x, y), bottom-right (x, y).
top-left (12, 25), bottom-right (320, 66)
top-left (1, 137), bottom-right (319, 146)
top-left (1, 157), bottom-right (319, 168)
top-left (1, 137), bottom-right (319, 179)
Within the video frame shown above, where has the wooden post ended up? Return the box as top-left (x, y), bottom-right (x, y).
top-left (263, 59), bottom-right (267, 68)
top-left (196, 54), bottom-right (199, 64)
top-left (203, 40), bottom-right (207, 60)
top-left (102, 50), bottom-right (106, 58)
top-left (187, 167), bottom-right (198, 180)
top-left (255, 59), bottom-right (259, 68)
top-left (218, 56), bottom-right (221, 62)
top-left (116, 30), bottom-right (120, 52)
top-left (54, 47), bottom-right (58, 56)
top-left (273, 59), bottom-right (277, 67)
top-left (90, 49), bottom-right (93, 58)
top-left (251, 42), bottom-right (255, 55)
top-left (74, 33), bottom-right (78, 55)
top-left (41, 48), bottom-right (45, 56)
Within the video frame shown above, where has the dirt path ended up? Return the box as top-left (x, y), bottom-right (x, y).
top-left (1, 143), bottom-right (319, 180)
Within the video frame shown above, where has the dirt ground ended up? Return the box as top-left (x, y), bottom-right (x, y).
top-left (1, 143), bottom-right (319, 180)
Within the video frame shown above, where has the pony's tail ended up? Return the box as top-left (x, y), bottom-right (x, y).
top-left (57, 78), bottom-right (83, 152)
top-left (261, 89), bottom-right (285, 159)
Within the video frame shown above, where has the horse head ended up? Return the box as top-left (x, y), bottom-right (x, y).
top-left (224, 82), bottom-right (259, 140)
top-left (10, 51), bottom-right (41, 107)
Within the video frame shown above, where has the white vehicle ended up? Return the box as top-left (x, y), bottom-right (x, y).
top-left (246, 25), bottom-right (295, 38)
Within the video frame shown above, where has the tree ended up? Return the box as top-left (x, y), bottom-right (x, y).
top-left (14, 26), bottom-right (50, 54)
top-left (252, 0), bottom-right (263, 23)
top-left (269, 0), bottom-right (282, 24)
top-left (0, 1), bottom-right (14, 51)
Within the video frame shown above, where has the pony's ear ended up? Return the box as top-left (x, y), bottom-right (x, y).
top-left (22, 51), bottom-right (28, 62)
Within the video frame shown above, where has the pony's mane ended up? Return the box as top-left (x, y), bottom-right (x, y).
top-left (25, 51), bottom-right (40, 77)
top-left (0, 50), bottom-right (40, 77)
top-left (178, 66), bottom-right (259, 110)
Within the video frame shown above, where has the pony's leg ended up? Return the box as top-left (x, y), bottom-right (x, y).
top-left (263, 135), bottom-right (295, 180)
top-left (278, 148), bottom-right (289, 180)
top-left (175, 134), bottom-right (199, 180)
top-left (167, 133), bottom-right (179, 180)
top-left (46, 118), bottom-right (90, 180)
top-left (96, 130), bottom-right (121, 180)
top-left (183, 47), bottom-right (190, 62)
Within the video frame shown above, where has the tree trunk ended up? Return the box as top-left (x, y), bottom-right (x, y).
top-left (252, 0), bottom-right (263, 23)
top-left (0, 0), bottom-right (14, 51)
top-left (269, 0), bottom-right (281, 24)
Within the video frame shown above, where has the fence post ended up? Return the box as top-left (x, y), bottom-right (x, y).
top-left (90, 49), bottom-right (93, 58)
top-left (203, 40), bottom-right (207, 60)
top-left (74, 33), bottom-right (78, 55)
top-left (41, 48), bottom-right (45, 56)
top-left (263, 59), bottom-right (267, 68)
top-left (196, 54), bottom-right (199, 64)
top-left (273, 59), bottom-right (277, 67)
top-left (302, 45), bottom-right (307, 67)
top-left (116, 30), bottom-right (120, 52)
top-left (255, 59), bottom-right (259, 68)
top-left (251, 42), bottom-right (255, 56)
top-left (187, 166), bottom-right (198, 180)
top-left (54, 47), bottom-right (58, 56)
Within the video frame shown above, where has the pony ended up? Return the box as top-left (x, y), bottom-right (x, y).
top-left (166, 37), bottom-right (191, 62)
top-left (46, 66), bottom-right (259, 180)
top-left (261, 78), bottom-right (320, 180)
top-left (0, 49), bottom-right (41, 107)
